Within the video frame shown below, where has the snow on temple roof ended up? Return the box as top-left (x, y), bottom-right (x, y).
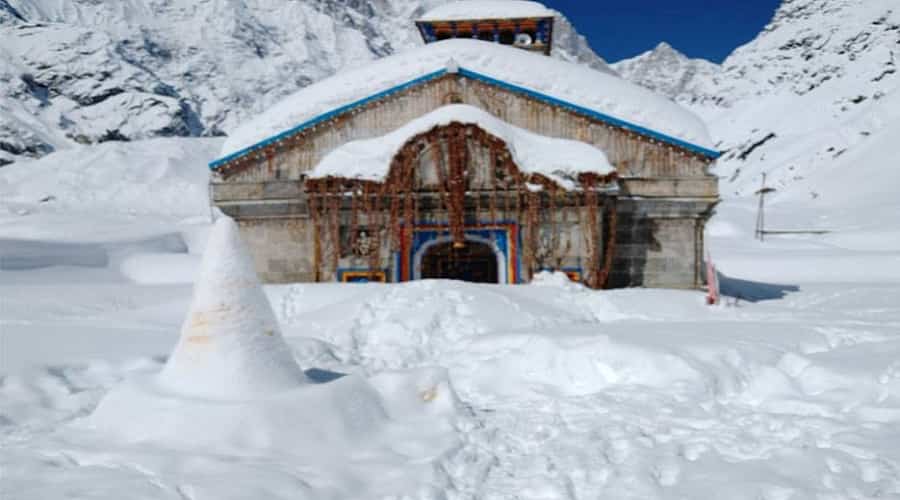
top-left (312, 104), bottom-right (614, 187)
top-left (217, 39), bottom-right (717, 167)
top-left (418, 1), bottom-right (554, 21)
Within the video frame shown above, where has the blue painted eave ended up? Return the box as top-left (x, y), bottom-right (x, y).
top-left (209, 67), bottom-right (721, 170)
top-left (208, 69), bottom-right (449, 170)
top-left (458, 68), bottom-right (722, 160)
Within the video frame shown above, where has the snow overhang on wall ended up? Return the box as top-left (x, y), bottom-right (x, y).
top-left (311, 104), bottom-right (614, 189)
top-left (211, 39), bottom-right (719, 170)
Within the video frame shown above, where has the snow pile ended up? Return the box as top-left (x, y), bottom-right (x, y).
top-left (89, 370), bottom-right (393, 452)
top-left (85, 216), bottom-right (461, 487)
top-left (154, 217), bottom-right (307, 398)
top-left (419, 1), bottom-right (554, 21)
top-left (219, 39), bottom-right (713, 161)
top-left (313, 104), bottom-right (614, 185)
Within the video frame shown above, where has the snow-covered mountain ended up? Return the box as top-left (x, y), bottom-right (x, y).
top-left (707, 0), bottom-right (898, 208)
top-left (614, 0), bottom-right (899, 227)
top-left (0, 0), bottom-right (608, 166)
top-left (611, 42), bottom-right (721, 107)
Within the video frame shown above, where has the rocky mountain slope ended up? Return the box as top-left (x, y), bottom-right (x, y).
top-left (611, 42), bottom-right (721, 107)
top-left (0, 0), bottom-right (608, 166)
top-left (615, 0), bottom-right (899, 212)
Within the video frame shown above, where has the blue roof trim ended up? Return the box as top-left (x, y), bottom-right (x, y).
top-left (457, 68), bottom-right (721, 159)
top-left (208, 69), bottom-right (449, 169)
top-left (210, 65), bottom-right (720, 170)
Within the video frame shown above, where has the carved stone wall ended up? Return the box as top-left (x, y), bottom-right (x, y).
top-left (212, 74), bottom-right (718, 289)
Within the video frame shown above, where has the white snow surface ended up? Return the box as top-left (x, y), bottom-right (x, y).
top-left (219, 39), bottom-right (713, 161)
top-left (2, 131), bottom-right (900, 498)
top-left (155, 216), bottom-right (307, 399)
top-left (313, 104), bottom-right (614, 185)
top-left (419, 0), bottom-right (553, 20)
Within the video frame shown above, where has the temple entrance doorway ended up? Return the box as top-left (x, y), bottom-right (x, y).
top-left (420, 240), bottom-right (499, 284)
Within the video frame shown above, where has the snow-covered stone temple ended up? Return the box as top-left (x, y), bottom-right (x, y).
top-left (208, 1), bottom-right (720, 289)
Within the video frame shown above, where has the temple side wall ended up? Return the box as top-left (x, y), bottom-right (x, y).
top-left (236, 218), bottom-right (315, 283)
top-left (607, 200), bottom-right (711, 289)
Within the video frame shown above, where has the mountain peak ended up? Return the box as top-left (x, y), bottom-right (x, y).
top-left (653, 41), bottom-right (677, 54)
top-left (611, 41), bottom-right (720, 103)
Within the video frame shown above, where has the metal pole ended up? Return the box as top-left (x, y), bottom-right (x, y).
top-left (755, 173), bottom-right (767, 241)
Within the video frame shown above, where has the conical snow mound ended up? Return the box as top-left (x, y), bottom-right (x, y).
top-left (158, 216), bottom-right (306, 398)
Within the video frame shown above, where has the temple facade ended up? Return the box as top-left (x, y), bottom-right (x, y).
top-left (208, 1), bottom-right (720, 289)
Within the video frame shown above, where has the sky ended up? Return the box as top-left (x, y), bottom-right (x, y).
top-left (541, 0), bottom-right (782, 64)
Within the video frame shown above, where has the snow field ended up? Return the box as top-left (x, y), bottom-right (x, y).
top-left (1, 116), bottom-right (899, 499)
top-left (3, 273), bottom-right (899, 499)
top-left (273, 279), bottom-right (900, 499)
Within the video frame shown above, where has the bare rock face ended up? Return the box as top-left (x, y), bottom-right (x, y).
top-left (0, 0), bottom-right (610, 164)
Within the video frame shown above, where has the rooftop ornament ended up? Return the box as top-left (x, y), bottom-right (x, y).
top-left (416, 1), bottom-right (555, 55)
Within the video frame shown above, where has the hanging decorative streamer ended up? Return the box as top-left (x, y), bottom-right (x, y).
top-left (308, 191), bottom-right (322, 282)
top-left (597, 199), bottom-right (618, 289)
top-left (300, 122), bottom-right (617, 288)
top-left (580, 173), bottom-right (602, 289)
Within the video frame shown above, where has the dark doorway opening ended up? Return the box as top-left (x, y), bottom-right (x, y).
top-left (420, 240), bottom-right (499, 284)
